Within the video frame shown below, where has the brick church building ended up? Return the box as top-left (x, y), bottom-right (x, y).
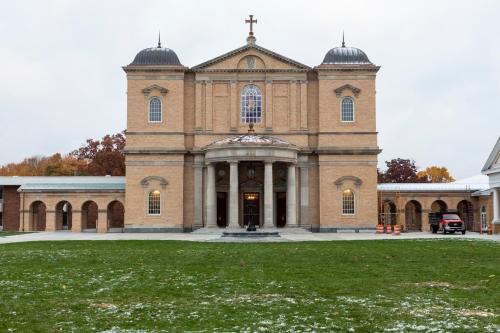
top-left (0, 18), bottom-right (499, 234)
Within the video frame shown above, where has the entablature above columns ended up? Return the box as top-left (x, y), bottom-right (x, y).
top-left (193, 73), bottom-right (308, 83)
top-left (204, 145), bottom-right (299, 164)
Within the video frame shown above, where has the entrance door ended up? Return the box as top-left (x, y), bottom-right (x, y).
top-left (217, 192), bottom-right (227, 227)
top-left (243, 192), bottom-right (260, 227)
top-left (276, 192), bottom-right (286, 227)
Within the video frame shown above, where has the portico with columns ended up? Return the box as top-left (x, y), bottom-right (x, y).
top-left (198, 125), bottom-right (306, 229)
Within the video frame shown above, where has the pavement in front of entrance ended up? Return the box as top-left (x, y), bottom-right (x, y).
top-left (1, 229), bottom-right (499, 244)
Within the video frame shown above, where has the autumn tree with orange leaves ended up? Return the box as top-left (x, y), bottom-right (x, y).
top-left (0, 131), bottom-right (126, 176)
top-left (416, 166), bottom-right (455, 183)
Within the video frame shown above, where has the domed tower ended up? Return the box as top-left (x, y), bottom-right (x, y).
top-left (122, 36), bottom-right (187, 230)
top-left (314, 34), bottom-right (381, 231)
top-left (129, 43), bottom-right (183, 67)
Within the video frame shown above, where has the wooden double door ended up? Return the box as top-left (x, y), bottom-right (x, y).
top-left (216, 191), bottom-right (288, 228)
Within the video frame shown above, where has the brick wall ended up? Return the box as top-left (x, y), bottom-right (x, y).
top-left (3, 186), bottom-right (20, 231)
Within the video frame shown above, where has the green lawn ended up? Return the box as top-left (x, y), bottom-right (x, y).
top-left (0, 240), bottom-right (498, 332)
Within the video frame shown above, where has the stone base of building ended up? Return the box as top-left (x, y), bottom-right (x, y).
top-left (311, 227), bottom-right (376, 233)
top-left (123, 227), bottom-right (192, 233)
top-left (493, 222), bottom-right (500, 234)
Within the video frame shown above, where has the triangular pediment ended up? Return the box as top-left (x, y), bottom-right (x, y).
top-left (240, 179), bottom-right (263, 188)
top-left (482, 136), bottom-right (500, 173)
top-left (192, 44), bottom-right (310, 72)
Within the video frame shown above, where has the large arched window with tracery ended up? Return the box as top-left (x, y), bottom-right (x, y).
top-left (342, 189), bottom-right (355, 215)
top-left (149, 97), bottom-right (162, 123)
top-left (240, 85), bottom-right (262, 123)
top-left (341, 97), bottom-right (354, 122)
top-left (148, 190), bottom-right (161, 215)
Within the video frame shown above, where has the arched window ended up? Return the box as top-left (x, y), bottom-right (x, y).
top-left (342, 189), bottom-right (355, 215)
top-left (341, 97), bottom-right (354, 122)
top-left (149, 97), bottom-right (162, 123)
top-left (241, 85), bottom-right (262, 123)
top-left (148, 190), bottom-right (161, 215)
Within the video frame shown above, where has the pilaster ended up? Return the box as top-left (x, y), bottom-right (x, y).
top-left (289, 80), bottom-right (297, 130)
top-left (45, 210), bottom-right (56, 232)
top-left (265, 79), bottom-right (273, 130)
top-left (300, 80), bottom-right (308, 129)
top-left (230, 80), bottom-right (238, 131)
top-left (195, 80), bottom-right (203, 130)
top-left (193, 155), bottom-right (205, 228)
top-left (205, 80), bottom-right (213, 131)
top-left (72, 210), bottom-right (82, 233)
top-left (97, 209), bottom-right (108, 233)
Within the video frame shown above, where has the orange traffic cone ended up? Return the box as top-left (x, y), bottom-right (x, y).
top-left (386, 224), bottom-right (392, 234)
top-left (376, 224), bottom-right (384, 234)
top-left (393, 225), bottom-right (401, 235)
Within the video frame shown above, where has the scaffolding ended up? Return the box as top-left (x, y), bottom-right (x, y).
top-left (378, 186), bottom-right (401, 230)
top-left (460, 184), bottom-right (474, 231)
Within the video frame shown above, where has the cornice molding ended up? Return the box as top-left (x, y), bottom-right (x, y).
top-left (315, 147), bottom-right (382, 155)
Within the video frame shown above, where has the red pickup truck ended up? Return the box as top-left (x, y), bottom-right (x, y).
top-left (429, 212), bottom-right (466, 234)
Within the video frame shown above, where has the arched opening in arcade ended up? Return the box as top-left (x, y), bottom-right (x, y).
top-left (380, 200), bottom-right (397, 226)
top-left (405, 200), bottom-right (422, 231)
top-left (82, 201), bottom-right (98, 232)
top-left (107, 200), bottom-right (125, 231)
top-left (29, 201), bottom-right (46, 231)
top-left (457, 200), bottom-right (474, 231)
top-left (55, 201), bottom-right (72, 231)
top-left (430, 200), bottom-right (448, 213)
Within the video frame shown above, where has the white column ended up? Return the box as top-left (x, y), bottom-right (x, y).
top-left (206, 163), bottom-right (217, 227)
top-left (193, 155), bottom-right (204, 228)
top-left (264, 161), bottom-right (274, 228)
top-left (228, 161), bottom-right (239, 228)
top-left (287, 164), bottom-right (297, 227)
top-left (493, 188), bottom-right (500, 224)
top-left (300, 163), bottom-right (309, 227)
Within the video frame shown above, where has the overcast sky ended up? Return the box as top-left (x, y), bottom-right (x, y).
top-left (0, 0), bottom-right (499, 179)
